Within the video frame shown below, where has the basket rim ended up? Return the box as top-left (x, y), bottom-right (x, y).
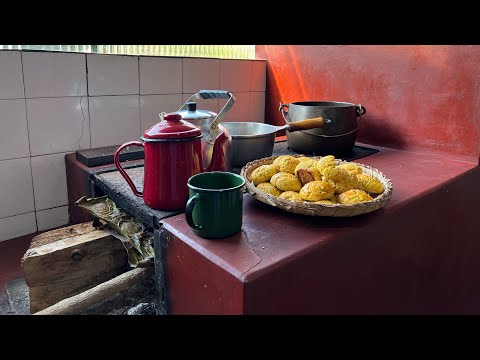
top-left (239, 154), bottom-right (393, 217)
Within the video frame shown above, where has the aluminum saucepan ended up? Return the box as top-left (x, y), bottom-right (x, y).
top-left (221, 117), bottom-right (326, 167)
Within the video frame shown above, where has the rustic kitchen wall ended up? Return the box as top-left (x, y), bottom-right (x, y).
top-left (257, 45), bottom-right (480, 164)
top-left (0, 50), bottom-right (266, 242)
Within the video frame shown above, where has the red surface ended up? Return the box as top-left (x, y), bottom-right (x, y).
top-left (161, 148), bottom-right (479, 314)
top-left (143, 113), bottom-right (202, 140)
top-left (256, 45), bottom-right (480, 164)
top-left (115, 130), bottom-right (230, 210)
top-left (115, 139), bottom-right (203, 210)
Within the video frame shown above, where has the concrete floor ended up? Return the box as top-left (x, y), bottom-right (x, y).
top-left (0, 234), bottom-right (34, 315)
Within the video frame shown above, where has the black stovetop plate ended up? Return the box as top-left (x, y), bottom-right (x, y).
top-left (232, 141), bottom-right (379, 174)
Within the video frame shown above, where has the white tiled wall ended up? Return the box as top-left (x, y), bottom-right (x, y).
top-left (0, 50), bottom-right (266, 241)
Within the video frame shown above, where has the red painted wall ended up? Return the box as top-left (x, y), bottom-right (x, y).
top-left (256, 45), bottom-right (480, 163)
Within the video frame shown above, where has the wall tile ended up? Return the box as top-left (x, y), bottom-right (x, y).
top-left (89, 95), bottom-right (140, 148)
top-left (219, 92), bottom-right (251, 122)
top-left (140, 94), bottom-right (183, 134)
top-left (183, 58), bottom-right (219, 94)
top-left (36, 206), bottom-right (69, 231)
top-left (0, 212), bottom-right (37, 242)
top-left (27, 97), bottom-right (90, 156)
top-left (0, 51), bottom-right (24, 99)
top-left (87, 54), bottom-right (139, 96)
top-left (31, 152), bottom-right (69, 211)
top-left (0, 99), bottom-right (30, 160)
top-left (0, 158), bottom-right (35, 218)
top-left (249, 92), bottom-right (266, 123)
top-left (22, 52), bottom-right (87, 98)
top-left (219, 60), bottom-right (251, 92)
top-left (139, 57), bottom-right (182, 95)
top-left (251, 60), bottom-right (266, 91)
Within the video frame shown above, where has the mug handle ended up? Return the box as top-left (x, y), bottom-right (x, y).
top-left (114, 141), bottom-right (144, 197)
top-left (185, 194), bottom-right (203, 230)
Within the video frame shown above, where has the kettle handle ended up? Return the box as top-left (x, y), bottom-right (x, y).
top-left (114, 141), bottom-right (144, 197)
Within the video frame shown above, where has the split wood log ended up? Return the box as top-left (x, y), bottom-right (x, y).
top-left (34, 267), bottom-right (153, 315)
top-left (22, 222), bottom-right (128, 313)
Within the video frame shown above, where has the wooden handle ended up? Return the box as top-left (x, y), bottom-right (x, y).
top-left (287, 117), bottom-right (325, 132)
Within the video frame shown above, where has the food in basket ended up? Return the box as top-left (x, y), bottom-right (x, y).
top-left (337, 189), bottom-right (373, 204)
top-left (250, 164), bottom-right (278, 185)
top-left (316, 155), bottom-right (336, 175)
top-left (337, 162), bottom-right (363, 175)
top-left (279, 191), bottom-right (303, 201)
top-left (257, 182), bottom-right (282, 196)
top-left (356, 173), bottom-right (384, 194)
top-left (295, 159), bottom-right (322, 186)
top-left (273, 155), bottom-right (300, 174)
top-left (322, 166), bottom-right (359, 194)
top-left (299, 180), bottom-right (335, 201)
top-left (242, 153), bottom-right (392, 217)
top-left (270, 172), bottom-right (302, 191)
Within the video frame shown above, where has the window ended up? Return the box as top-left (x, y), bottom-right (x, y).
top-left (0, 45), bottom-right (255, 59)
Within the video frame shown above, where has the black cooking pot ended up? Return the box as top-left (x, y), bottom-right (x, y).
top-left (279, 101), bottom-right (366, 156)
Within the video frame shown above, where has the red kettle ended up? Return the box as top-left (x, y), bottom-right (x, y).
top-left (114, 112), bottom-right (229, 210)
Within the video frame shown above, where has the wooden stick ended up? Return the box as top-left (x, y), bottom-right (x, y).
top-left (34, 267), bottom-right (153, 315)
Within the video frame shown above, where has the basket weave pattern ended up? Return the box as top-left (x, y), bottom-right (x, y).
top-left (240, 155), bottom-right (393, 217)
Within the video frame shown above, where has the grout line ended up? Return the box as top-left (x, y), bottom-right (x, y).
top-left (137, 56), bottom-right (141, 135)
top-left (0, 204), bottom-right (69, 222)
top-left (19, 52), bottom-right (38, 232)
top-left (85, 54), bottom-right (92, 149)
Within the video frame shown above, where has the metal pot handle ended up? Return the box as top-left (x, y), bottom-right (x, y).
top-left (356, 104), bottom-right (367, 117)
top-left (206, 91), bottom-right (236, 143)
top-left (279, 102), bottom-right (290, 123)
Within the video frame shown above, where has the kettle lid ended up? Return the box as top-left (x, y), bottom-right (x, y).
top-left (176, 102), bottom-right (217, 121)
top-left (142, 113), bottom-right (202, 140)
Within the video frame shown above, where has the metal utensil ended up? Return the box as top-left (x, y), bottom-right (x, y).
top-left (221, 117), bottom-right (325, 167)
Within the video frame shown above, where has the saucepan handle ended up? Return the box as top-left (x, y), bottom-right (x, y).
top-left (356, 104), bottom-right (367, 117)
top-left (185, 194), bottom-right (203, 230)
top-left (114, 141), bottom-right (144, 197)
top-left (279, 102), bottom-right (290, 123)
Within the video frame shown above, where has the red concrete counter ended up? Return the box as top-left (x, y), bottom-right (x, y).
top-left (160, 147), bottom-right (479, 314)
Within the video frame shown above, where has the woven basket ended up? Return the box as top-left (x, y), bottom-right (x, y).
top-left (240, 155), bottom-right (393, 217)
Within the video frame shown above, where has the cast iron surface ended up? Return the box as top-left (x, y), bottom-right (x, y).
top-left (76, 146), bottom-right (144, 167)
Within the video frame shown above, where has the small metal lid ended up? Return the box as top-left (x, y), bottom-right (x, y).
top-left (177, 102), bottom-right (217, 121)
top-left (142, 113), bottom-right (202, 140)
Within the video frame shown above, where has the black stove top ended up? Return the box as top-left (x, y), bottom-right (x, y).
top-left (232, 141), bottom-right (379, 174)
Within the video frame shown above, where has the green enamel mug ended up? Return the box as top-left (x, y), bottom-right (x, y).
top-left (185, 171), bottom-right (245, 239)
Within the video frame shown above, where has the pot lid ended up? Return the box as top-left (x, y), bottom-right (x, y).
top-left (143, 113), bottom-right (202, 140)
top-left (176, 102), bottom-right (217, 121)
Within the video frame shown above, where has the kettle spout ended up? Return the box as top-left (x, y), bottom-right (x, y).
top-left (206, 127), bottom-right (232, 172)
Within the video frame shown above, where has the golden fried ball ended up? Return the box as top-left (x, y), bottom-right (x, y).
top-left (316, 155), bottom-right (336, 175)
top-left (299, 180), bottom-right (335, 202)
top-left (298, 156), bottom-right (312, 163)
top-left (296, 168), bottom-right (322, 186)
top-left (250, 164), bottom-right (278, 185)
top-left (323, 166), bottom-right (359, 194)
top-left (356, 173), bottom-right (384, 194)
top-left (337, 189), bottom-right (373, 204)
top-left (256, 182), bottom-right (282, 196)
top-left (270, 172), bottom-right (302, 192)
top-left (273, 155), bottom-right (300, 174)
top-left (337, 162), bottom-right (363, 175)
top-left (279, 191), bottom-right (303, 201)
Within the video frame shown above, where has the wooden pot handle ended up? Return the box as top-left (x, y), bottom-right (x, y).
top-left (287, 117), bottom-right (325, 132)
